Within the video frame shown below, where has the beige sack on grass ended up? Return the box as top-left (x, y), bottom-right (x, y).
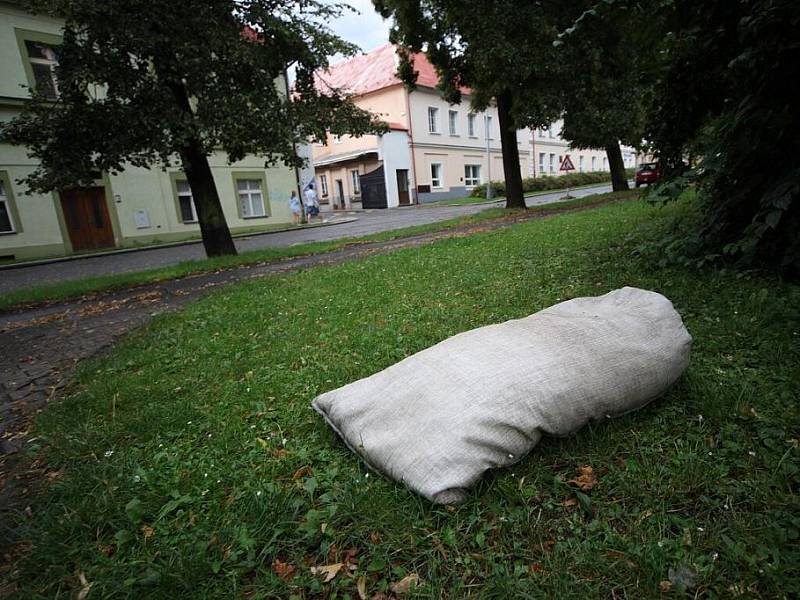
top-left (312, 287), bottom-right (692, 504)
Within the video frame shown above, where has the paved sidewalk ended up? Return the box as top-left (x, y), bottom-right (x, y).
top-left (0, 184), bottom-right (613, 294)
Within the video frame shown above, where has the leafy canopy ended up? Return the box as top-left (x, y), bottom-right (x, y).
top-left (4, 0), bottom-right (385, 192)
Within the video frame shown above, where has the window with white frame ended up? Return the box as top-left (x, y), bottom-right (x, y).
top-left (549, 153), bottom-right (556, 174)
top-left (351, 169), bottom-right (360, 194)
top-left (579, 155), bottom-right (585, 172)
top-left (464, 164), bottom-right (481, 187)
top-left (603, 157), bottom-right (608, 171)
top-left (333, 134), bottom-right (343, 144)
top-left (548, 125), bottom-right (555, 139)
top-left (539, 152), bottom-right (546, 175)
top-left (427, 107), bottom-right (440, 133)
top-left (448, 110), bottom-right (458, 136)
top-left (24, 40), bottom-right (60, 100)
top-left (486, 115), bottom-right (493, 139)
top-left (468, 114), bottom-right (476, 137)
top-left (319, 175), bottom-right (328, 197)
top-left (176, 180), bottom-right (198, 223)
top-left (430, 163), bottom-right (443, 188)
top-left (0, 179), bottom-right (16, 233)
top-left (592, 156), bottom-right (597, 171)
top-left (237, 179), bottom-right (266, 217)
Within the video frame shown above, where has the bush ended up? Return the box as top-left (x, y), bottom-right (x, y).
top-left (470, 168), bottom-right (635, 198)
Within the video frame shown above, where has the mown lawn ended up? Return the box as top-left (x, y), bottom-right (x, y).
top-left (5, 197), bottom-right (799, 598)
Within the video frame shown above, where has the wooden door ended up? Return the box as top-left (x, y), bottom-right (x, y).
top-left (60, 187), bottom-right (115, 252)
top-left (396, 169), bottom-right (410, 205)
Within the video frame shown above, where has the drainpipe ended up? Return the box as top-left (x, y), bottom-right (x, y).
top-left (404, 85), bottom-right (419, 205)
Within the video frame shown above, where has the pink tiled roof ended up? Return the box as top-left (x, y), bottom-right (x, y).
top-left (314, 44), bottom-right (454, 97)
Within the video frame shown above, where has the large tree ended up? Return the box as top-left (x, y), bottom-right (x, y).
top-left (3, 0), bottom-right (384, 256)
top-left (553, 3), bottom-right (654, 191)
top-left (374, 0), bottom-right (563, 209)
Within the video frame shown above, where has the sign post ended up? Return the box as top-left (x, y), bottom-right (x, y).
top-left (558, 154), bottom-right (576, 199)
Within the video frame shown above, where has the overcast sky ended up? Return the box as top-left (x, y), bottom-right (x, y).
top-left (327, 0), bottom-right (392, 56)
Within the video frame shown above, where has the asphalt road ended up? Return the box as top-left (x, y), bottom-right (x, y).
top-left (0, 184), bottom-right (613, 293)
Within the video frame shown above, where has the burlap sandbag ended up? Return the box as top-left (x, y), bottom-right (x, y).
top-left (312, 287), bottom-right (692, 503)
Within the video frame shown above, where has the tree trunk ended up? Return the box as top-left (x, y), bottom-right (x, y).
top-left (166, 79), bottom-right (237, 257)
top-left (605, 141), bottom-right (630, 192)
top-left (180, 139), bottom-right (238, 257)
top-left (497, 91), bottom-right (525, 209)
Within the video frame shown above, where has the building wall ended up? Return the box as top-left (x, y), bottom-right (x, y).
top-left (409, 88), bottom-right (534, 201)
top-left (379, 131), bottom-right (413, 208)
top-left (0, 1), bottom-right (297, 261)
top-left (314, 158), bottom-right (381, 209)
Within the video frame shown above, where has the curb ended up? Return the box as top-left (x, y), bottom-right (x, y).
top-left (0, 217), bottom-right (360, 271)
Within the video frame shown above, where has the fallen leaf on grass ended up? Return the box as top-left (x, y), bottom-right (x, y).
top-left (567, 466), bottom-right (597, 491)
top-left (391, 573), bottom-right (420, 596)
top-left (357, 574), bottom-right (367, 599)
top-left (659, 580), bottom-right (672, 592)
top-left (141, 526), bottom-right (155, 540)
top-left (293, 465), bottom-right (313, 479)
top-left (77, 572), bottom-right (92, 600)
top-left (272, 559), bottom-right (296, 581)
top-left (559, 498), bottom-right (578, 507)
top-left (310, 562), bottom-right (344, 583)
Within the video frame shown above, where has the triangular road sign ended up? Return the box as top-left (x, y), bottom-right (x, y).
top-left (559, 154), bottom-right (576, 171)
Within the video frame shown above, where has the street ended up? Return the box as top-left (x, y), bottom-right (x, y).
top-left (0, 184), bottom-right (613, 294)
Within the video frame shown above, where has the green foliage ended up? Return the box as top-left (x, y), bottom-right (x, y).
top-left (470, 169), bottom-right (634, 198)
top-left (8, 198), bottom-right (800, 596)
top-left (2, 0), bottom-right (385, 193)
top-left (640, 0), bottom-right (800, 271)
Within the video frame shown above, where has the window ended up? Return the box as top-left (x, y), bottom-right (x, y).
top-left (351, 169), bottom-right (360, 195)
top-left (0, 179), bottom-right (16, 233)
top-left (548, 125), bottom-right (555, 139)
top-left (592, 156), bottom-right (597, 171)
top-left (603, 157), bottom-right (608, 171)
top-left (539, 152), bottom-right (546, 175)
top-left (464, 165), bottom-right (481, 187)
top-left (427, 107), bottom-right (440, 133)
top-left (430, 163), bottom-right (443, 188)
top-left (237, 179), bottom-right (266, 218)
top-left (333, 135), bottom-right (343, 144)
top-left (579, 155), bottom-right (585, 173)
top-left (319, 175), bottom-right (328, 197)
top-left (176, 180), bottom-right (198, 223)
top-left (486, 115), bottom-right (493, 139)
top-left (24, 39), bottom-right (60, 99)
top-left (448, 110), bottom-right (458, 136)
top-left (468, 114), bottom-right (476, 137)
top-left (549, 153), bottom-right (556, 174)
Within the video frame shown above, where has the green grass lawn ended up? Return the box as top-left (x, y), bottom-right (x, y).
top-left (424, 181), bottom-right (615, 207)
top-left (6, 197), bottom-right (800, 598)
top-left (0, 191), bottom-right (628, 313)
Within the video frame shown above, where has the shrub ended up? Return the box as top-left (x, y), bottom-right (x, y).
top-left (470, 168), bottom-right (634, 198)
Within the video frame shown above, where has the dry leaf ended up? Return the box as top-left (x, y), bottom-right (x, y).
top-left (559, 498), bottom-right (579, 507)
top-left (293, 465), bottom-right (312, 479)
top-left (567, 466), bottom-right (597, 491)
top-left (141, 526), bottom-right (155, 540)
top-left (368, 532), bottom-right (381, 544)
top-left (357, 574), bottom-right (367, 600)
top-left (97, 544), bottom-right (115, 557)
top-left (529, 563), bottom-right (544, 574)
top-left (311, 562), bottom-right (344, 583)
top-left (272, 448), bottom-right (288, 459)
top-left (391, 573), bottom-right (420, 596)
top-left (659, 580), bottom-right (672, 592)
top-left (77, 572), bottom-right (93, 600)
top-left (272, 559), bottom-right (296, 581)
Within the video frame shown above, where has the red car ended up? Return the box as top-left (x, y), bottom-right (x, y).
top-left (635, 162), bottom-right (660, 187)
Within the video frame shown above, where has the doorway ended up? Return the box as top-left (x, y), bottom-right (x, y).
top-left (396, 169), bottom-right (410, 205)
top-left (335, 179), bottom-right (345, 209)
top-left (59, 186), bottom-right (115, 252)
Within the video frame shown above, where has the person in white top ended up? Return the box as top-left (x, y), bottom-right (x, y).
top-left (303, 183), bottom-right (321, 222)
